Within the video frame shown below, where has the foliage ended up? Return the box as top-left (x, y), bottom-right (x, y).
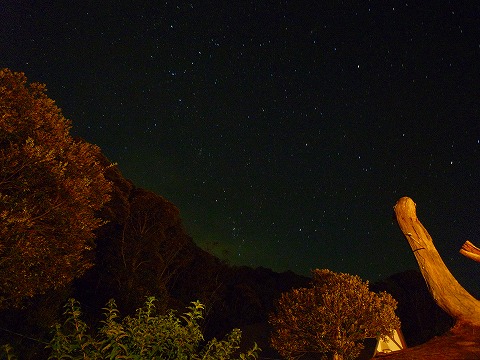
top-left (269, 269), bottom-right (400, 360)
top-left (0, 344), bottom-right (17, 360)
top-left (48, 297), bottom-right (260, 359)
top-left (0, 68), bottom-right (112, 308)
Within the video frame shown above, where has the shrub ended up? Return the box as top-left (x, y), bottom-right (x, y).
top-left (47, 297), bottom-right (260, 359)
top-left (269, 269), bottom-right (400, 360)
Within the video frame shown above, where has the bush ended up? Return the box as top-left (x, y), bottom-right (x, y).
top-left (270, 269), bottom-right (400, 360)
top-left (47, 297), bottom-right (260, 359)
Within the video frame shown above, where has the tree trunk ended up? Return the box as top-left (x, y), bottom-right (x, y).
top-left (394, 197), bottom-right (480, 326)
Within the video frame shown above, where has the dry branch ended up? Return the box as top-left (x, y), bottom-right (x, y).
top-left (460, 240), bottom-right (480, 263)
top-left (394, 197), bottom-right (480, 326)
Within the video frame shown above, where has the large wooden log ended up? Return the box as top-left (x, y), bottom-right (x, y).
top-left (394, 197), bottom-right (480, 326)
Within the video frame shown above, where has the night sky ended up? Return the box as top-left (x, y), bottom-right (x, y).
top-left (2, 1), bottom-right (480, 292)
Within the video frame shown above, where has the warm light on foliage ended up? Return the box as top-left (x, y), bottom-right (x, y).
top-left (269, 269), bottom-right (400, 360)
top-left (46, 297), bottom-right (260, 359)
top-left (0, 68), bottom-right (112, 308)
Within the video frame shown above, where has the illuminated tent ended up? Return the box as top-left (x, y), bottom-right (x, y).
top-left (358, 328), bottom-right (407, 359)
top-left (375, 328), bottom-right (407, 355)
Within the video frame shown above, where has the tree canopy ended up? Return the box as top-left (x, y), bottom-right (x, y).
top-left (269, 269), bottom-right (400, 360)
top-left (0, 68), bottom-right (112, 308)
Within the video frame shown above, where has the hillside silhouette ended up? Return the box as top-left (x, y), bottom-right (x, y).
top-left (0, 154), bottom-right (454, 359)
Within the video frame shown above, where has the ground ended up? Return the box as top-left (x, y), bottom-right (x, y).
top-left (378, 322), bottom-right (480, 360)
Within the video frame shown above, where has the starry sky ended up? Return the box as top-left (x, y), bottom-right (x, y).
top-left (2, 1), bottom-right (480, 292)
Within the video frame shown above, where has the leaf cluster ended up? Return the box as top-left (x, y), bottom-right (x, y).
top-left (269, 269), bottom-right (400, 360)
top-left (0, 68), bottom-right (112, 308)
top-left (47, 297), bottom-right (260, 359)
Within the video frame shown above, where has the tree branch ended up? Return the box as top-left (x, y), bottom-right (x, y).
top-left (460, 240), bottom-right (480, 263)
top-left (394, 197), bottom-right (480, 326)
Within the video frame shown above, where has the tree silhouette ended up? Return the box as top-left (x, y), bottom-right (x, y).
top-left (0, 69), bottom-right (112, 308)
top-left (269, 269), bottom-right (400, 360)
top-left (104, 188), bottom-right (194, 312)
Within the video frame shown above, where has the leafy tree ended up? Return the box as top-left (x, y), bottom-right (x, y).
top-left (0, 69), bottom-right (112, 308)
top-left (47, 297), bottom-right (260, 359)
top-left (269, 269), bottom-right (400, 360)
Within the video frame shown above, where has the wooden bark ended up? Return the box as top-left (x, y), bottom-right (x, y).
top-left (460, 240), bottom-right (480, 263)
top-left (394, 197), bottom-right (480, 326)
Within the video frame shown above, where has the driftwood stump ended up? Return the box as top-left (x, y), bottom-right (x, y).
top-left (394, 197), bottom-right (480, 326)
